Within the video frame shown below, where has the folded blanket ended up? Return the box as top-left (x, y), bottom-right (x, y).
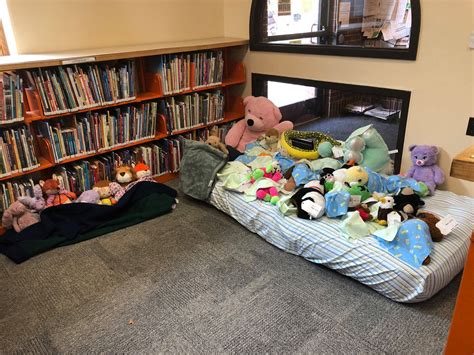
top-left (0, 181), bottom-right (177, 263)
top-left (180, 139), bottom-right (228, 200)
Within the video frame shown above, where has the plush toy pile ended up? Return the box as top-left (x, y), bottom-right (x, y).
top-left (1, 163), bottom-right (159, 233)
top-left (216, 96), bottom-right (448, 269)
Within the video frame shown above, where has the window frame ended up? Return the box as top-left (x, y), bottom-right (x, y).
top-left (252, 73), bottom-right (411, 173)
top-left (250, 0), bottom-right (421, 60)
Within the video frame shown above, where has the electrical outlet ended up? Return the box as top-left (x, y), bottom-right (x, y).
top-left (470, 32), bottom-right (474, 49)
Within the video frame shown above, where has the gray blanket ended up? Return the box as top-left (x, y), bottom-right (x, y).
top-left (179, 139), bottom-right (228, 201)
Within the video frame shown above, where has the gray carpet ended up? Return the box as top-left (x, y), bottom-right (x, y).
top-left (0, 180), bottom-right (461, 353)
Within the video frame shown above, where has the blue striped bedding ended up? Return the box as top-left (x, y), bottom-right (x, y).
top-left (209, 182), bottom-right (474, 302)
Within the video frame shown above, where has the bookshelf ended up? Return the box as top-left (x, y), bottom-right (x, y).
top-left (0, 37), bottom-right (248, 210)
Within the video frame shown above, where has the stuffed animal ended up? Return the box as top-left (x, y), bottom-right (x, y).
top-left (343, 124), bottom-right (392, 174)
top-left (319, 168), bottom-right (336, 193)
top-left (289, 182), bottom-right (326, 220)
top-left (406, 145), bottom-right (445, 195)
top-left (93, 180), bottom-right (117, 205)
top-left (252, 163), bottom-right (284, 205)
top-left (41, 179), bottom-right (77, 207)
top-left (257, 128), bottom-right (280, 152)
top-left (18, 184), bottom-right (45, 212)
top-left (115, 165), bottom-right (136, 187)
top-left (225, 96), bottom-right (294, 152)
top-left (205, 135), bottom-right (229, 155)
top-left (416, 211), bottom-right (444, 242)
top-left (1, 200), bottom-right (41, 233)
top-left (76, 190), bottom-right (101, 204)
top-left (393, 187), bottom-right (425, 216)
top-left (334, 166), bottom-right (371, 203)
top-left (376, 195), bottom-right (396, 226)
top-left (135, 163), bottom-right (152, 179)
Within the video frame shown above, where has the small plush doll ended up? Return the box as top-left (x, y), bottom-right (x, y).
top-left (257, 128), bottom-right (280, 152)
top-left (416, 211), bottom-right (444, 242)
top-left (93, 180), bottom-right (117, 205)
top-left (406, 145), bottom-right (445, 195)
top-left (41, 179), bottom-right (77, 208)
top-left (252, 163), bottom-right (284, 205)
top-left (393, 187), bottom-right (425, 216)
top-left (75, 190), bottom-right (101, 204)
top-left (289, 181), bottom-right (326, 220)
top-left (115, 165), bottom-right (136, 187)
top-left (1, 200), bottom-right (41, 233)
top-left (135, 163), bottom-right (152, 179)
top-left (18, 184), bottom-right (46, 212)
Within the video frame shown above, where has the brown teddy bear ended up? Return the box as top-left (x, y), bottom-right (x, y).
top-left (205, 134), bottom-right (228, 155)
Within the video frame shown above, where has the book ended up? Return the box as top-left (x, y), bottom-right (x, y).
top-left (364, 106), bottom-right (401, 120)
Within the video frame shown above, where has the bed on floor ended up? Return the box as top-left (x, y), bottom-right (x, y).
top-left (180, 133), bottom-right (474, 303)
top-left (209, 182), bottom-right (473, 303)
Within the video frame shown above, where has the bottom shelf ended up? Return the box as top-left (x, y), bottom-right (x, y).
top-left (154, 172), bottom-right (179, 184)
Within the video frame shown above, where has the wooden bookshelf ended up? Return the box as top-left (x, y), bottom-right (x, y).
top-left (0, 38), bottom-right (248, 203)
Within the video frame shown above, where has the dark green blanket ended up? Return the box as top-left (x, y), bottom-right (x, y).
top-left (0, 181), bottom-right (177, 264)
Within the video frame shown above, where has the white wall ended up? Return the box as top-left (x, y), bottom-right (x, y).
top-left (225, 0), bottom-right (474, 196)
top-left (7, 0), bottom-right (224, 53)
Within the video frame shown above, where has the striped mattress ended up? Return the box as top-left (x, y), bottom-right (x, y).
top-left (209, 182), bottom-right (474, 303)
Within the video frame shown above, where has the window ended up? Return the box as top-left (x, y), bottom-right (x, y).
top-left (250, 0), bottom-right (420, 60)
top-left (252, 73), bottom-right (411, 172)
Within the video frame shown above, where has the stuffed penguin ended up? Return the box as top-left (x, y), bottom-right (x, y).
top-left (289, 181), bottom-right (326, 220)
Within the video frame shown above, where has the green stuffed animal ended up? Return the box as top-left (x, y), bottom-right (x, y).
top-left (343, 125), bottom-right (392, 174)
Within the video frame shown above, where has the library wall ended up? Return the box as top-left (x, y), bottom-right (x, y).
top-left (224, 0), bottom-right (474, 197)
top-left (7, 0), bottom-right (224, 54)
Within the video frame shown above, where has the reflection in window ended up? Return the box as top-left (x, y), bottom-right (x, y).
top-left (253, 74), bottom-right (410, 172)
top-left (251, 0), bottom-right (420, 59)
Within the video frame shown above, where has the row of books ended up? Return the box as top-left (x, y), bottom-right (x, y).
top-left (181, 123), bottom-right (233, 143)
top-left (147, 50), bottom-right (223, 95)
top-left (36, 102), bottom-right (158, 163)
top-left (0, 71), bottom-right (24, 123)
top-left (26, 60), bottom-right (136, 116)
top-left (51, 138), bottom-right (184, 195)
top-left (164, 91), bottom-right (224, 133)
top-left (0, 126), bottom-right (39, 178)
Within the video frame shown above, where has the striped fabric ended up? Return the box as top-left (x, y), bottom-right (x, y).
top-left (209, 182), bottom-right (474, 303)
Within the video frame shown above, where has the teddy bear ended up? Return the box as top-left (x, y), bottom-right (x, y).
top-left (93, 180), bottom-right (117, 205)
top-left (1, 200), bottom-right (41, 233)
top-left (205, 135), bottom-right (229, 155)
top-left (225, 96), bottom-right (294, 152)
top-left (109, 165), bottom-right (138, 201)
top-left (41, 179), bottom-right (77, 208)
top-left (406, 145), bottom-right (445, 195)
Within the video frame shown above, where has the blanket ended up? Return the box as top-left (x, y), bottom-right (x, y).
top-left (0, 181), bottom-right (177, 263)
top-left (179, 139), bottom-right (228, 201)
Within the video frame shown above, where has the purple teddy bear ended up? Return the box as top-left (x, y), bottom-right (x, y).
top-left (407, 145), bottom-right (445, 195)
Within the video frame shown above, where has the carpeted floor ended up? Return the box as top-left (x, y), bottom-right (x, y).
top-left (0, 180), bottom-right (461, 353)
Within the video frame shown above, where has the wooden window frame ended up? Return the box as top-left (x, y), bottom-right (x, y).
top-left (250, 0), bottom-right (421, 60)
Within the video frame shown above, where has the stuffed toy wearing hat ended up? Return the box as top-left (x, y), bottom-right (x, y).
top-left (135, 163), bottom-right (152, 179)
top-left (225, 96), bottom-right (294, 152)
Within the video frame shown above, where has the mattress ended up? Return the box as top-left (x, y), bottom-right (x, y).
top-left (209, 182), bottom-right (474, 303)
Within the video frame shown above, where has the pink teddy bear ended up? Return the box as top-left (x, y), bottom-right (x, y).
top-left (225, 96), bottom-right (294, 152)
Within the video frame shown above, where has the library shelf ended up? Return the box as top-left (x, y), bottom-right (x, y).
top-left (0, 37), bottom-right (248, 207)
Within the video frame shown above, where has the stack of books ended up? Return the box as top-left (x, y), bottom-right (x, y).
top-left (0, 126), bottom-right (40, 178)
top-left (164, 91), bottom-right (224, 132)
top-left (26, 60), bottom-right (136, 116)
top-left (182, 123), bottom-right (233, 142)
top-left (0, 71), bottom-right (24, 124)
top-left (0, 177), bottom-right (35, 213)
top-left (36, 102), bottom-right (158, 163)
top-left (192, 50), bottom-right (224, 89)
